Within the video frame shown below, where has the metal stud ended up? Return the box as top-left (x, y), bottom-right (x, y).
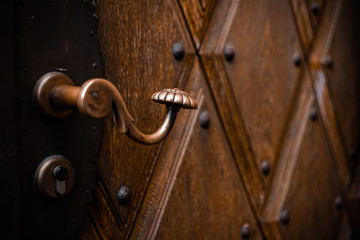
top-left (241, 223), bottom-right (251, 239)
top-left (89, 30), bottom-right (95, 37)
top-left (293, 53), bottom-right (302, 67)
top-left (349, 149), bottom-right (357, 161)
top-left (334, 196), bottom-right (343, 210)
top-left (280, 209), bottom-right (289, 225)
top-left (172, 43), bottom-right (185, 61)
top-left (117, 185), bottom-right (131, 205)
top-left (261, 160), bottom-right (271, 176)
top-left (311, 2), bottom-right (320, 16)
top-left (309, 107), bottom-right (317, 121)
top-left (325, 56), bottom-right (333, 69)
top-left (199, 111), bottom-right (210, 129)
top-left (224, 47), bottom-right (235, 62)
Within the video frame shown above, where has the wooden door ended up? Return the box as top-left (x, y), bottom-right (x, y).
top-left (74, 0), bottom-right (360, 239)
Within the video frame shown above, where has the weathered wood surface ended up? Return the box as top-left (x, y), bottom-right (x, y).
top-left (79, 0), bottom-right (360, 239)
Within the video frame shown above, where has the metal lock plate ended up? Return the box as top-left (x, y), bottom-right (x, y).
top-left (34, 155), bottom-right (75, 198)
top-left (12, 1), bottom-right (104, 238)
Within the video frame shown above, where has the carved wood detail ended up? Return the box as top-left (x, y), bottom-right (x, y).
top-left (178, 0), bottom-right (218, 49)
top-left (78, 0), bottom-right (359, 238)
top-left (131, 60), bottom-right (261, 239)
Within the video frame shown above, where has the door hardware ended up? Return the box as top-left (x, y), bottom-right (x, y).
top-left (53, 165), bottom-right (69, 195)
top-left (34, 72), bottom-right (197, 145)
top-left (34, 155), bottom-right (75, 199)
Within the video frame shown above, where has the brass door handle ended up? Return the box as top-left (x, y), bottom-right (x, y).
top-left (34, 72), bottom-right (197, 145)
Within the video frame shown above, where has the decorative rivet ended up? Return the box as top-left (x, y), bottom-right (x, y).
top-left (325, 56), bottom-right (333, 69)
top-left (349, 149), bottom-right (357, 161)
top-left (224, 47), bottom-right (235, 62)
top-left (241, 223), bottom-right (251, 239)
top-left (172, 43), bottom-right (185, 61)
top-left (92, 126), bottom-right (97, 132)
top-left (334, 196), bottom-right (343, 210)
top-left (280, 209), bottom-right (289, 225)
top-left (117, 185), bottom-right (131, 205)
top-left (89, 30), bottom-right (95, 37)
top-left (311, 2), bottom-right (320, 16)
top-left (20, 64), bottom-right (26, 70)
top-left (309, 107), bottom-right (317, 121)
top-left (199, 111), bottom-right (210, 129)
top-left (293, 53), bottom-right (302, 67)
top-left (30, 15), bottom-right (35, 20)
top-left (92, 63), bottom-right (98, 69)
top-left (261, 160), bottom-right (271, 176)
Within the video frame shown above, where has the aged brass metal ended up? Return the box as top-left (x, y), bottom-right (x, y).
top-left (34, 72), bottom-right (197, 145)
top-left (34, 155), bottom-right (75, 199)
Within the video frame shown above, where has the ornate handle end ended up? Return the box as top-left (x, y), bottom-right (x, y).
top-left (151, 88), bottom-right (198, 111)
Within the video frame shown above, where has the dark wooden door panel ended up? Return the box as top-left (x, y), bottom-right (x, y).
top-left (261, 70), bottom-right (347, 239)
top-left (80, 0), bottom-right (359, 239)
top-left (324, 0), bottom-right (360, 162)
top-left (200, 0), bottom-right (265, 212)
top-left (131, 60), bottom-right (262, 239)
top-left (217, 0), bottom-right (303, 189)
top-left (290, 0), bottom-right (328, 51)
top-left (278, 100), bottom-right (344, 240)
top-left (86, 0), bottom-right (195, 237)
top-left (178, 0), bottom-right (218, 49)
top-left (5, 0), bottom-right (357, 239)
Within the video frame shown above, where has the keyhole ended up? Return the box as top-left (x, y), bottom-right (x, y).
top-left (53, 165), bottom-right (68, 195)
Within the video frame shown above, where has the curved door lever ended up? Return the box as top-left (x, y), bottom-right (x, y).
top-left (34, 72), bottom-right (197, 144)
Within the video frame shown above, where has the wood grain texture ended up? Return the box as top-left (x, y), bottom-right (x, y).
top-left (77, 0), bottom-right (360, 239)
top-left (306, 0), bottom-right (327, 29)
top-left (199, 0), bottom-right (264, 212)
top-left (178, 0), bottom-right (218, 49)
top-left (289, 0), bottom-right (327, 51)
top-left (324, 0), bottom-right (360, 164)
top-left (279, 98), bottom-right (344, 240)
top-left (78, 216), bottom-right (101, 240)
top-left (262, 71), bottom-right (345, 239)
top-left (201, 0), bottom-right (303, 204)
top-left (222, 0), bottom-right (303, 188)
top-left (88, 180), bottom-right (124, 239)
top-left (311, 69), bottom-right (350, 190)
top-left (131, 60), bottom-right (261, 239)
top-left (309, 0), bottom-right (358, 189)
top-left (290, 0), bottom-right (314, 51)
top-left (130, 61), bottom-right (203, 239)
top-left (83, 0), bottom-right (195, 238)
top-left (262, 70), bottom-right (313, 240)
